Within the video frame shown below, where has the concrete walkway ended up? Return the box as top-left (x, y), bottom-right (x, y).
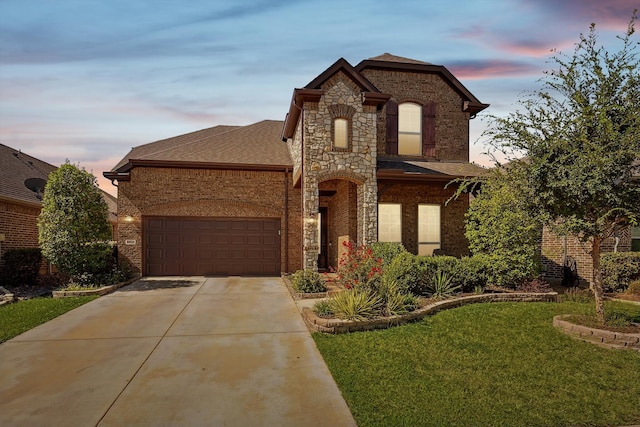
top-left (0, 277), bottom-right (356, 427)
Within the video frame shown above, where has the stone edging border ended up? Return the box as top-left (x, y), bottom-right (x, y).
top-left (553, 315), bottom-right (640, 352)
top-left (52, 276), bottom-right (141, 298)
top-left (302, 292), bottom-right (559, 334)
top-left (0, 286), bottom-right (15, 306)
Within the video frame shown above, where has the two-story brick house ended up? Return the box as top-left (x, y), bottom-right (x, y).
top-left (105, 54), bottom-right (488, 276)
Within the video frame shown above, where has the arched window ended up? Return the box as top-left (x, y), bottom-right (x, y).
top-left (334, 118), bottom-right (348, 149)
top-left (398, 102), bottom-right (422, 155)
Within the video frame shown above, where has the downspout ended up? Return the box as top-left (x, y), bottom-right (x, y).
top-left (284, 168), bottom-right (289, 273)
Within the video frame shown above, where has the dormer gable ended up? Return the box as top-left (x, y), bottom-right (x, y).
top-left (356, 53), bottom-right (489, 117)
top-left (281, 58), bottom-right (390, 141)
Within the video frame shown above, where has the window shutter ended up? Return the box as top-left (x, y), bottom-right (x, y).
top-left (385, 100), bottom-right (398, 155)
top-left (423, 102), bottom-right (436, 157)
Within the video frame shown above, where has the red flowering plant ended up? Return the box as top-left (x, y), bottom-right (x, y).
top-left (333, 240), bottom-right (384, 292)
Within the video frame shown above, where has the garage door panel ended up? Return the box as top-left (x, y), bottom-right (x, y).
top-left (144, 217), bottom-right (280, 276)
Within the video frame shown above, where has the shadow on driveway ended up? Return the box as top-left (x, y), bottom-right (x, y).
top-left (117, 278), bottom-right (202, 292)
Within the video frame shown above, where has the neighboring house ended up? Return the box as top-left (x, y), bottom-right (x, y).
top-left (105, 53), bottom-right (489, 276)
top-left (541, 161), bottom-right (640, 284)
top-left (0, 143), bottom-right (117, 273)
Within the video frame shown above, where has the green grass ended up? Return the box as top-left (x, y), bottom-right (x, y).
top-left (314, 301), bottom-right (640, 427)
top-left (0, 296), bottom-right (98, 343)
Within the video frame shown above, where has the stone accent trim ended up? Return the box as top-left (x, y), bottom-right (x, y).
top-left (553, 315), bottom-right (640, 352)
top-left (0, 286), bottom-right (15, 306)
top-left (303, 292), bottom-right (558, 334)
top-left (52, 276), bottom-right (140, 298)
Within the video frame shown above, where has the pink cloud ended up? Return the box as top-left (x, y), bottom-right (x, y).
top-left (448, 60), bottom-right (541, 80)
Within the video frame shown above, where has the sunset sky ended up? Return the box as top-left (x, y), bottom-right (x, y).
top-left (0, 0), bottom-right (637, 196)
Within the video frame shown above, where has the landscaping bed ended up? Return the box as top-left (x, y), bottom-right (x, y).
top-left (303, 292), bottom-right (558, 333)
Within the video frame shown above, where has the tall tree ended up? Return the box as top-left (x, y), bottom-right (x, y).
top-left (484, 14), bottom-right (640, 322)
top-left (38, 162), bottom-right (112, 281)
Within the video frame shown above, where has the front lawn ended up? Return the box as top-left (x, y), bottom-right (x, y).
top-left (314, 301), bottom-right (640, 427)
top-left (0, 296), bottom-right (98, 343)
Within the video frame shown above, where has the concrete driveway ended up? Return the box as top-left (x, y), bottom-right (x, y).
top-left (0, 277), bottom-right (356, 427)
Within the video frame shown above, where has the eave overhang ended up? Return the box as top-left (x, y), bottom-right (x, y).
top-left (104, 159), bottom-right (293, 183)
top-left (356, 59), bottom-right (490, 116)
top-left (281, 88), bottom-right (323, 141)
top-left (376, 169), bottom-right (468, 182)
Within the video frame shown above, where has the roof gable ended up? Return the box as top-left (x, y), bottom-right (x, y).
top-left (304, 57), bottom-right (380, 93)
top-left (356, 53), bottom-right (489, 116)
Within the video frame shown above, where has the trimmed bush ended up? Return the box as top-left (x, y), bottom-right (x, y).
top-left (368, 242), bottom-right (408, 267)
top-left (451, 256), bottom-right (488, 292)
top-left (1, 248), bottom-right (42, 287)
top-left (601, 252), bottom-right (640, 293)
top-left (291, 269), bottom-right (327, 293)
top-left (383, 252), bottom-right (428, 295)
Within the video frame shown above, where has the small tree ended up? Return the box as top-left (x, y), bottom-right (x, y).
top-left (484, 14), bottom-right (640, 322)
top-left (38, 162), bottom-right (113, 282)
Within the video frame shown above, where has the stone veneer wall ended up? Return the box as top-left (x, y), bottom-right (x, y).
top-left (541, 226), bottom-right (631, 284)
top-left (300, 72), bottom-right (379, 270)
top-left (117, 167), bottom-right (302, 275)
top-left (378, 181), bottom-right (470, 256)
top-left (360, 68), bottom-right (471, 161)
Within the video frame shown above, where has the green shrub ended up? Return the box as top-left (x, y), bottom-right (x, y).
top-left (452, 256), bottom-right (488, 292)
top-left (312, 299), bottom-right (334, 317)
top-left (377, 278), bottom-right (418, 316)
top-left (291, 269), bottom-right (327, 293)
top-left (383, 252), bottom-right (428, 295)
top-left (329, 289), bottom-right (382, 320)
top-left (475, 253), bottom-right (537, 289)
top-left (425, 270), bottom-right (461, 299)
top-left (626, 280), bottom-right (640, 296)
top-left (1, 248), bottom-right (42, 287)
top-left (601, 252), bottom-right (640, 293)
top-left (368, 242), bottom-right (408, 267)
top-left (422, 256), bottom-right (460, 280)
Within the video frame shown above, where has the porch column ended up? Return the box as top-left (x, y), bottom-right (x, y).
top-left (358, 180), bottom-right (378, 246)
top-left (302, 176), bottom-right (319, 270)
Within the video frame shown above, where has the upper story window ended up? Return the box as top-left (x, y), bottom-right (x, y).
top-left (398, 103), bottom-right (422, 155)
top-left (328, 104), bottom-right (356, 151)
top-left (386, 100), bottom-right (436, 157)
top-left (334, 118), bottom-right (348, 149)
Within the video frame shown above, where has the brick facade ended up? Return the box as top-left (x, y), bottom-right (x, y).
top-left (0, 200), bottom-right (41, 269)
top-left (361, 69), bottom-right (471, 161)
top-left (541, 226), bottom-right (632, 284)
top-left (116, 167), bottom-right (302, 275)
top-left (378, 182), bottom-right (470, 257)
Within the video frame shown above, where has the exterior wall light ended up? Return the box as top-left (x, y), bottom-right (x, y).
top-left (123, 215), bottom-right (135, 223)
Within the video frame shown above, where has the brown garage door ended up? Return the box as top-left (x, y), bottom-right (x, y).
top-left (144, 217), bottom-right (280, 276)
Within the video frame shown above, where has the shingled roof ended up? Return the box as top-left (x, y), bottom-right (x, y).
top-left (377, 157), bottom-right (487, 180)
top-left (0, 143), bottom-right (117, 222)
top-left (366, 53), bottom-right (433, 65)
top-left (0, 143), bottom-right (57, 206)
top-left (110, 120), bottom-right (292, 175)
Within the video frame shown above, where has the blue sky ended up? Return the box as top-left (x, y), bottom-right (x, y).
top-left (0, 0), bottom-right (637, 195)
